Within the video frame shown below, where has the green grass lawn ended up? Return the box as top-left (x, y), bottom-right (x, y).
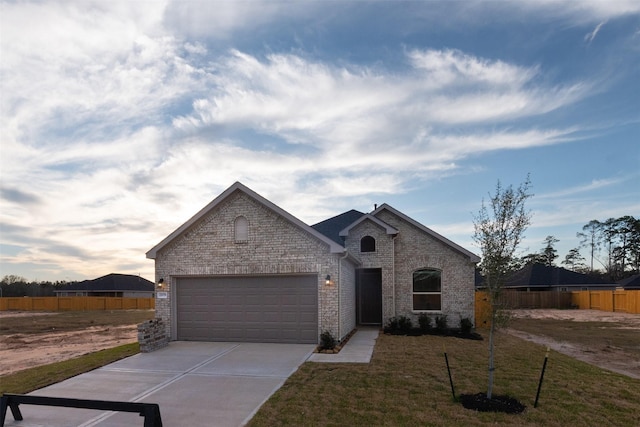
top-left (0, 343), bottom-right (140, 394)
top-left (249, 331), bottom-right (640, 427)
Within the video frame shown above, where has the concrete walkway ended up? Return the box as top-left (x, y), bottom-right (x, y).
top-left (308, 327), bottom-right (379, 363)
top-left (4, 328), bottom-right (379, 427)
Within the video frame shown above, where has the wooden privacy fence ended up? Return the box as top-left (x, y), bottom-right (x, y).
top-left (0, 296), bottom-right (155, 312)
top-left (476, 289), bottom-right (640, 327)
top-left (475, 292), bottom-right (492, 329)
top-left (473, 290), bottom-right (570, 328)
top-left (501, 290), bottom-right (573, 309)
top-left (571, 290), bottom-right (639, 314)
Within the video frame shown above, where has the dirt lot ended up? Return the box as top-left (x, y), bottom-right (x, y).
top-left (2, 309), bottom-right (638, 381)
top-left (507, 309), bottom-right (640, 379)
top-left (0, 310), bottom-right (154, 376)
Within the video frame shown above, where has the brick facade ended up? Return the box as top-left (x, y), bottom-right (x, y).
top-left (137, 319), bottom-right (169, 352)
top-left (148, 182), bottom-right (477, 344)
top-left (343, 220), bottom-right (396, 321)
top-left (375, 210), bottom-right (476, 328)
top-left (153, 190), bottom-right (348, 342)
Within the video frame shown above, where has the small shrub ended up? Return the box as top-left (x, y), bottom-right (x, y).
top-left (418, 313), bottom-right (431, 332)
top-left (383, 317), bottom-right (399, 334)
top-left (435, 315), bottom-right (448, 333)
top-left (460, 317), bottom-right (473, 335)
top-left (319, 330), bottom-right (336, 350)
top-left (385, 315), bottom-right (413, 334)
top-left (397, 315), bottom-right (413, 333)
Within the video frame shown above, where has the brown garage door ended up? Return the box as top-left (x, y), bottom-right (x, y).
top-left (176, 275), bottom-right (318, 344)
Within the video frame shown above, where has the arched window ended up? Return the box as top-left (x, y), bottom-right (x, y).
top-left (234, 216), bottom-right (248, 242)
top-left (412, 268), bottom-right (441, 311)
top-left (360, 236), bottom-right (376, 252)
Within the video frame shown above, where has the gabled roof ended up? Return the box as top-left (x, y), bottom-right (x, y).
top-left (372, 203), bottom-right (480, 263)
top-left (56, 273), bottom-right (154, 292)
top-left (618, 274), bottom-right (640, 290)
top-left (311, 209), bottom-right (365, 245)
top-left (146, 182), bottom-right (346, 259)
top-left (505, 264), bottom-right (614, 288)
top-left (339, 214), bottom-right (399, 238)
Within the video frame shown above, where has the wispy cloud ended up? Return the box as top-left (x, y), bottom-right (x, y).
top-left (488, 0), bottom-right (640, 23)
top-left (585, 21), bottom-right (606, 43)
top-left (537, 176), bottom-right (628, 200)
top-left (1, 1), bottom-right (636, 280)
top-left (0, 188), bottom-right (41, 206)
top-left (0, 38), bottom-right (592, 278)
top-left (176, 49), bottom-right (587, 146)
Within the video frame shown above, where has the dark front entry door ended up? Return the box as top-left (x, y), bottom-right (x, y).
top-left (356, 268), bottom-right (382, 325)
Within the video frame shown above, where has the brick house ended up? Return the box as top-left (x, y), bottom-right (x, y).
top-left (146, 182), bottom-right (479, 344)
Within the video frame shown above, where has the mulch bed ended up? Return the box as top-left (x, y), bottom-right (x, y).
top-left (459, 393), bottom-right (526, 414)
top-left (384, 328), bottom-right (483, 340)
top-left (314, 328), bottom-right (359, 354)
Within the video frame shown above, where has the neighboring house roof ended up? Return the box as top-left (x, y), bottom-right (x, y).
top-left (56, 273), bottom-right (154, 292)
top-left (505, 264), bottom-right (614, 288)
top-left (146, 181), bottom-right (346, 259)
top-left (311, 210), bottom-right (365, 245)
top-left (618, 274), bottom-right (640, 290)
top-left (373, 203), bottom-right (481, 263)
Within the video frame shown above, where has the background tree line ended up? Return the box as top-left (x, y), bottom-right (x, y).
top-left (516, 215), bottom-right (639, 281)
top-left (0, 275), bottom-right (78, 297)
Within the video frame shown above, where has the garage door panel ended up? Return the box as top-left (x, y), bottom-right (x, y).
top-left (299, 295), bottom-right (316, 304)
top-left (177, 275), bottom-right (318, 343)
top-left (227, 311), bottom-right (245, 321)
top-left (281, 313), bottom-right (297, 322)
top-left (299, 312), bottom-right (317, 322)
top-left (245, 295), bottom-right (263, 305)
top-left (281, 296), bottom-right (299, 305)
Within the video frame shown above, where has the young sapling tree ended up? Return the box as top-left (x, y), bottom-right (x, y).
top-left (473, 176), bottom-right (533, 399)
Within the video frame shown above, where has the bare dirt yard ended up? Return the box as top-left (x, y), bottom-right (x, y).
top-left (2, 308), bottom-right (638, 382)
top-left (0, 310), bottom-right (154, 376)
top-left (506, 309), bottom-right (640, 379)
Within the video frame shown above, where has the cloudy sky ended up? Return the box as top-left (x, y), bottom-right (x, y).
top-left (1, 1), bottom-right (639, 282)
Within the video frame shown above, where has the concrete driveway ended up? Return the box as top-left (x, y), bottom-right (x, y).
top-left (5, 342), bottom-right (315, 427)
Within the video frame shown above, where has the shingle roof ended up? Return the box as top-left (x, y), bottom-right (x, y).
top-left (618, 274), bottom-right (640, 290)
top-left (505, 264), bottom-right (612, 288)
top-left (56, 273), bottom-right (154, 292)
top-left (372, 203), bottom-right (481, 263)
top-left (311, 209), bottom-right (365, 245)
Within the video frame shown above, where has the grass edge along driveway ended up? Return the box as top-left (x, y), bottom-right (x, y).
top-left (0, 343), bottom-right (140, 395)
top-left (249, 332), bottom-right (640, 427)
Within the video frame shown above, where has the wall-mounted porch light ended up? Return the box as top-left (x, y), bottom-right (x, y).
top-left (325, 275), bottom-right (332, 286)
top-left (157, 278), bottom-right (164, 288)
